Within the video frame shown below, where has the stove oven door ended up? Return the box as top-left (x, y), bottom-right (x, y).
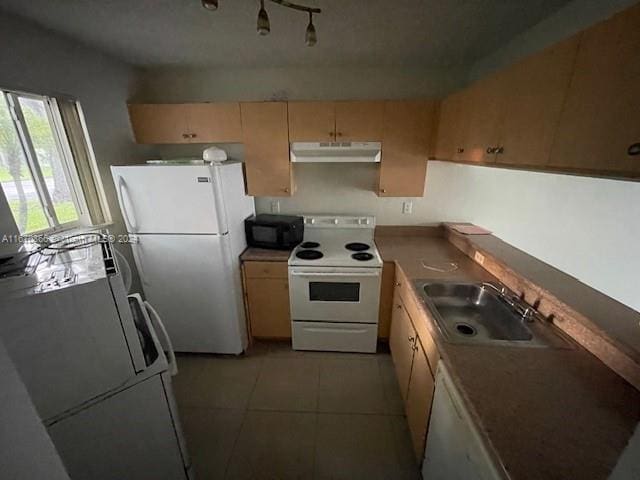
top-left (289, 267), bottom-right (381, 323)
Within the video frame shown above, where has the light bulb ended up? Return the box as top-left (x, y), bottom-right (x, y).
top-left (201, 0), bottom-right (218, 11)
top-left (305, 12), bottom-right (317, 46)
top-left (257, 0), bottom-right (270, 35)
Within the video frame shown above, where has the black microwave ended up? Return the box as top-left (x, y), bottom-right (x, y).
top-left (244, 214), bottom-right (304, 250)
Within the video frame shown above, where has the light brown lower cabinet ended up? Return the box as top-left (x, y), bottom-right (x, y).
top-left (405, 339), bottom-right (436, 460)
top-left (377, 261), bottom-right (396, 340)
top-left (389, 284), bottom-right (438, 461)
top-left (242, 261), bottom-right (291, 339)
top-left (389, 290), bottom-right (416, 402)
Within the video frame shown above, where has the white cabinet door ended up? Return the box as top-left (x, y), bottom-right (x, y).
top-left (132, 234), bottom-right (246, 354)
top-left (422, 364), bottom-right (502, 480)
top-left (48, 374), bottom-right (188, 480)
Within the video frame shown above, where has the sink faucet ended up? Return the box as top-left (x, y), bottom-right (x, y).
top-left (482, 283), bottom-right (539, 322)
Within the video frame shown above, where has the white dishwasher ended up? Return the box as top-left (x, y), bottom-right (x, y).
top-left (422, 363), bottom-right (504, 480)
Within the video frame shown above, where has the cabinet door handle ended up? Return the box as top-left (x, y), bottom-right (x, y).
top-left (381, 188), bottom-right (387, 194)
top-left (190, 133), bottom-right (197, 139)
top-left (182, 133), bottom-right (190, 139)
top-left (336, 132), bottom-right (343, 137)
top-left (486, 146), bottom-right (496, 154)
top-left (283, 187), bottom-right (289, 193)
top-left (408, 336), bottom-right (415, 343)
top-left (628, 143), bottom-right (640, 156)
top-left (396, 304), bottom-right (402, 310)
top-left (495, 146), bottom-right (504, 154)
top-left (395, 282), bottom-right (401, 287)
top-left (456, 147), bottom-right (465, 154)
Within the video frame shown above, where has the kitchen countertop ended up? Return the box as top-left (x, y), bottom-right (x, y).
top-left (375, 231), bottom-right (640, 480)
top-left (240, 247), bottom-right (292, 262)
top-left (444, 226), bottom-right (640, 377)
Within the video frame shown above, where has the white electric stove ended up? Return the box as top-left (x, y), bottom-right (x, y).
top-left (288, 215), bottom-right (382, 353)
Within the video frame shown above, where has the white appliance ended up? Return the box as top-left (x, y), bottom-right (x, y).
top-left (46, 293), bottom-right (192, 480)
top-left (0, 234), bottom-right (148, 421)
top-left (290, 142), bottom-right (382, 163)
top-left (422, 363), bottom-right (503, 480)
top-left (111, 161), bottom-right (255, 354)
top-left (288, 215), bottom-right (382, 353)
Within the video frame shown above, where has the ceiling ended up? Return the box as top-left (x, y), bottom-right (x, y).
top-left (0, 0), bottom-right (573, 68)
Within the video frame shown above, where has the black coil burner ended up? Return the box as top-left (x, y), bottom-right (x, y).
top-left (300, 241), bottom-right (320, 249)
top-left (345, 242), bottom-right (370, 252)
top-left (351, 252), bottom-right (374, 261)
top-left (296, 250), bottom-right (323, 260)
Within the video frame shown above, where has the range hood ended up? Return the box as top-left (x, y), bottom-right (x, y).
top-left (290, 142), bottom-right (381, 163)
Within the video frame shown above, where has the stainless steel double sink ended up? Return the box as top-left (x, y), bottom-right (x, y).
top-left (413, 281), bottom-right (569, 348)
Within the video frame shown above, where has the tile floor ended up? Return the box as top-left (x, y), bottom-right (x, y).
top-left (172, 342), bottom-right (421, 480)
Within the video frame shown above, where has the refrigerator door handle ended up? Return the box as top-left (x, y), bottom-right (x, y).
top-left (144, 300), bottom-right (178, 376)
top-left (132, 241), bottom-right (150, 286)
top-left (117, 175), bottom-right (138, 232)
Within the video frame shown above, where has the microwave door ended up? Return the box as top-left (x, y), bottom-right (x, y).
top-left (252, 224), bottom-right (280, 246)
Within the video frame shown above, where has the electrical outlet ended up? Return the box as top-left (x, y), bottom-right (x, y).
top-left (402, 201), bottom-right (413, 214)
top-left (270, 200), bottom-right (280, 213)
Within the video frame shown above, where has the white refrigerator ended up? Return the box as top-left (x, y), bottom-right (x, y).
top-left (111, 161), bottom-right (254, 354)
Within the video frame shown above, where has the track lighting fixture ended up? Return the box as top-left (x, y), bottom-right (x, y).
top-left (201, 0), bottom-right (218, 11)
top-left (257, 0), bottom-right (270, 35)
top-left (305, 11), bottom-right (316, 46)
top-left (202, 0), bottom-right (322, 46)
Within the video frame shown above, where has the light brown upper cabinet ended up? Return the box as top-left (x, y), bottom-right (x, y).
top-left (128, 103), bottom-right (242, 144)
top-left (184, 103), bottom-right (243, 143)
top-left (548, 3), bottom-right (640, 175)
top-left (456, 72), bottom-right (507, 164)
top-left (288, 101), bottom-right (336, 142)
top-left (288, 100), bottom-right (385, 142)
top-left (405, 338), bottom-right (435, 460)
top-left (378, 100), bottom-right (437, 197)
top-left (436, 38), bottom-right (577, 166)
top-left (495, 35), bottom-right (580, 167)
top-left (435, 90), bottom-right (469, 161)
top-left (240, 102), bottom-right (293, 197)
top-left (128, 104), bottom-right (187, 144)
top-left (334, 101), bottom-right (385, 141)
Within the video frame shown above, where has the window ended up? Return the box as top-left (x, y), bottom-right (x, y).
top-left (0, 90), bottom-right (103, 234)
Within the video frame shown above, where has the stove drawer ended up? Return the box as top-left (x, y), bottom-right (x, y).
top-left (292, 321), bottom-right (378, 353)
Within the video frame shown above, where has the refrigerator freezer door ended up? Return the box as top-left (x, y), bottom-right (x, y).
top-left (132, 234), bottom-right (246, 354)
top-left (111, 164), bottom-right (226, 234)
top-left (0, 277), bottom-right (136, 421)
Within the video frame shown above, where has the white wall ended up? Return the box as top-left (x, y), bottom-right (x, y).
top-left (0, 12), bottom-right (149, 289)
top-left (254, 161), bottom-right (640, 313)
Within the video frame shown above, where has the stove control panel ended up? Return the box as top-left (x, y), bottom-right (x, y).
top-left (302, 215), bottom-right (376, 229)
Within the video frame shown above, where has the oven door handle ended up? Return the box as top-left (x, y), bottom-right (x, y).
top-left (290, 271), bottom-right (380, 277)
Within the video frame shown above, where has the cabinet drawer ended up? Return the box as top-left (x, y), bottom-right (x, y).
top-left (244, 261), bottom-right (288, 279)
top-left (395, 266), bottom-right (439, 377)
